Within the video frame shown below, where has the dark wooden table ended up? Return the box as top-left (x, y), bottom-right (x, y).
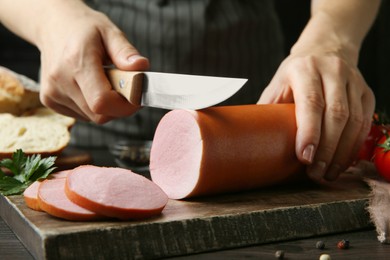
top-left (1, 218), bottom-right (390, 260)
top-left (1, 148), bottom-right (390, 259)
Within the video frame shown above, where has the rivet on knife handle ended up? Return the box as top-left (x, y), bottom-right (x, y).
top-left (105, 69), bottom-right (144, 106)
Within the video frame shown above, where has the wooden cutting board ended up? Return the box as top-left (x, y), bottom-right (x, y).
top-left (0, 172), bottom-right (372, 260)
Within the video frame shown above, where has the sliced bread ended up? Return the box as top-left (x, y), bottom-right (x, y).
top-left (0, 107), bottom-right (75, 159)
top-left (0, 68), bottom-right (75, 158)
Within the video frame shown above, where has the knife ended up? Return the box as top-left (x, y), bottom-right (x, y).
top-left (106, 69), bottom-right (247, 110)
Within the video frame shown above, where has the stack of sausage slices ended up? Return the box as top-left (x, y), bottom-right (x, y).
top-left (24, 165), bottom-right (168, 221)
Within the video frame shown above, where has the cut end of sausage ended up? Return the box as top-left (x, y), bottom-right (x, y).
top-left (38, 178), bottom-right (103, 221)
top-left (65, 165), bottom-right (168, 220)
top-left (150, 110), bottom-right (203, 199)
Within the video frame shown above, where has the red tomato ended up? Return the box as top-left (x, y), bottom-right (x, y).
top-left (357, 124), bottom-right (387, 161)
top-left (373, 133), bottom-right (390, 182)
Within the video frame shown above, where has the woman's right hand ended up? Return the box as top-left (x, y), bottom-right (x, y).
top-left (37, 0), bottom-right (149, 123)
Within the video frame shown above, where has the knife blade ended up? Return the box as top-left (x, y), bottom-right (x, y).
top-left (106, 69), bottom-right (247, 110)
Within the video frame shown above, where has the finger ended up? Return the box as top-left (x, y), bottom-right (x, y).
top-left (257, 85), bottom-right (278, 104)
top-left (40, 68), bottom-right (116, 123)
top-left (47, 101), bottom-right (89, 122)
top-left (289, 66), bottom-right (324, 167)
top-left (258, 62), bottom-right (295, 104)
top-left (74, 27), bottom-right (146, 118)
top-left (347, 86), bottom-right (375, 165)
top-left (322, 80), bottom-right (363, 181)
top-left (258, 82), bottom-right (295, 105)
top-left (74, 62), bottom-right (141, 119)
top-left (39, 73), bottom-right (91, 120)
top-left (100, 26), bottom-right (149, 71)
top-left (306, 73), bottom-right (349, 181)
top-left (44, 93), bottom-right (115, 124)
top-left (59, 92), bottom-right (117, 124)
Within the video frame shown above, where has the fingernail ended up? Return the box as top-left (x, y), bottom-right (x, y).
top-left (302, 144), bottom-right (315, 164)
top-left (324, 164), bottom-right (341, 181)
top-left (127, 54), bottom-right (145, 64)
top-left (307, 161), bottom-right (327, 180)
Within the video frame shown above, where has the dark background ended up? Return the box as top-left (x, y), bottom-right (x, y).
top-left (1, 0), bottom-right (389, 111)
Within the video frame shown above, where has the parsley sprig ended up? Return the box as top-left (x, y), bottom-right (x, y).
top-left (0, 149), bottom-right (57, 195)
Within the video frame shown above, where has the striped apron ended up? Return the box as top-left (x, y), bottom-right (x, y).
top-left (71, 0), bottom-right (285, 147)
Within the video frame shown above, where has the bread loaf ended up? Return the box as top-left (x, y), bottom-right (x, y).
top-left (21, 106), bottom-right (75, 127)
top-left (0, 67), bottom-right (75, 158)
top-left (0, 107), bottom-right (75, 159)
top-left (0, 66), bottom-right (42, 115)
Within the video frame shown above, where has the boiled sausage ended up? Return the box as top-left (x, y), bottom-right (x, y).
top-left (150, 104), bottom-right (305, 199)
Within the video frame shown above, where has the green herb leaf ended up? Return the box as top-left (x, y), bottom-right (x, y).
top-left (0, 150), bottom-right (27, 176)
top-left (29, 156), bottom-right (57, 182)
top-left (0, 149), bottom-right (57, 196)
top-left (0, 176), bottom-right (30, 196)
top-left (2, 184), bottom-right (31, 196)
top-left (0, 176), bottom-right (23, 190)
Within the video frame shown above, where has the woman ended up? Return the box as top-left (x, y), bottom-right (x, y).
top-left (0, 0), bottom-right (381, 182)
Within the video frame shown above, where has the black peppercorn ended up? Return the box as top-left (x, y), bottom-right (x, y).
top-left (316, 240), bottom-right (326, 249)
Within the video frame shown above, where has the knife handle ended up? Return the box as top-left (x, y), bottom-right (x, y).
top-left (105, 68), bottom-right (144, 106)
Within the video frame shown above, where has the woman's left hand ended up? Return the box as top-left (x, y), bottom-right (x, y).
top-left (258, 48), bottom-right (375, 182)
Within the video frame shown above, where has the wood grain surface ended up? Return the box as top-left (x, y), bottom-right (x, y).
top-left (0, 173), bottom-right (373, 260)
top-left (170, 228), bottom-right (390, 260)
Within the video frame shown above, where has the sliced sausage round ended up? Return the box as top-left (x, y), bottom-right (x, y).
top-left (65, 165), bottom-right (168, 220)
top-left (24, 170), bottom-right (71, 211)
top-left (23, 180), bottom-right (42, 211)
top-left (38, 178), bottom-right (103, 221)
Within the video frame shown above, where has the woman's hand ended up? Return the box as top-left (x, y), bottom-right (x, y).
top-left (37, 0), bottom-right (149, 123)
top-left (258, 0), bottom-right (380, 182)
top-left (258, 49), bottom-right (375, 182)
